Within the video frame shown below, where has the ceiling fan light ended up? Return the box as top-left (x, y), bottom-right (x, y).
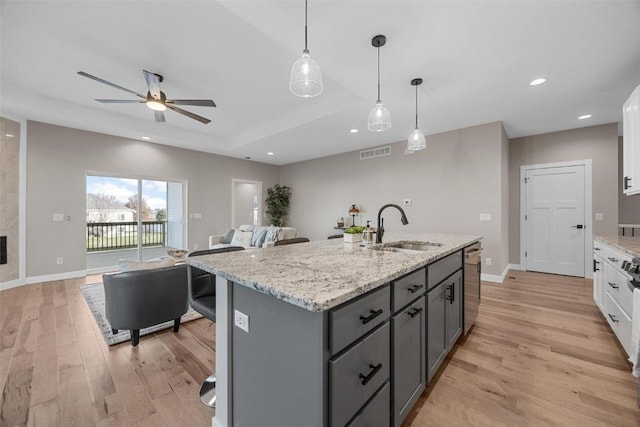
top-left (146, 100), bottom-right (166, 111)
top-left (290, 52), bottom-right (323, 97)
top-left (367, 101), bottom-right (392, 132)
top-left (407, 128), bottom-right (426, 151)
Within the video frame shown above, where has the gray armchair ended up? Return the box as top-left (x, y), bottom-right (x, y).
top-left (102, 264), bottom-right (189, 346)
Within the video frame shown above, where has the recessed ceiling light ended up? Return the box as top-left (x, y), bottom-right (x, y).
top-left (5, 133), bottom-right (15, 138)
top-left (529, 78), bottom-right (547, 86)
top-left (578, 114), bottom-right (592, 120)
top-left (141, 136), bottom-right (151, 140)
top-left (350, 128), bottom-right (359, 134)
top-left (267, 152), bottom-right (274, 156)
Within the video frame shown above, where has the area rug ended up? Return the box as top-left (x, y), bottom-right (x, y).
top-left (80, 282), bottom-right (203, 346)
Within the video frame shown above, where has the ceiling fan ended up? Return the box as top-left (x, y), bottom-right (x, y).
top-left (77, 70), bottom-right (216, 124)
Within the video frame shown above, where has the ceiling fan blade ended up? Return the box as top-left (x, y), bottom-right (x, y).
top-left (154, 111), bottom-right (166, 123)
top-left (78, 71), bottom-right (145, 99)
top-left (166, 99), bottom-right (217, 107)
top-left (95, 99), bottom-right (145, 103)
top-left (166, 104), bottom-right (211, 124)
top-left (143, 70), bottom-right (162, 99)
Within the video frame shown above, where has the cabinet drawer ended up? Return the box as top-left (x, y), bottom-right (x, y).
top-left (427, 251), bottom-right (462, 291)
top-left (604, 292), bottom-right (633, 357)
top-left (605, 264), bottom-right (634, 317)
top-left (603, 245), bottom-right (632, 271)
top-left (593, 239), bottom-right (606, 254)
top-left (346, 382), bottom-right (390, 427)
top-left (330, 285), bottom-right (391, 355)
top-left (392, 268), bottom-right (426, 312)
top-left (330, 322), bottom-right (390, 427)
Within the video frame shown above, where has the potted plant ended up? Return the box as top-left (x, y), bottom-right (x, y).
top-left (343, 226), bottom-right (365, 243)
top-left (265, 184), bottom-right (291, 227)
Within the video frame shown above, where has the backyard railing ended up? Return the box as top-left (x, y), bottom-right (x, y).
top-left (619, 224), bottom-right (640, 237)
top-left (86, 221), bottom-right (167, 252)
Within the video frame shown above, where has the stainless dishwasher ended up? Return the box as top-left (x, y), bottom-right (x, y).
top-left (464, 242), bottom-right (481, 335)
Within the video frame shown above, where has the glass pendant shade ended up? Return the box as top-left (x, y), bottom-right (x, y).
top-left (407, 128), bottom-right (426, 151)
top-left (367, 101), bottom-right (392, 132)
top-left (290, 51), bottom-right (323, 97)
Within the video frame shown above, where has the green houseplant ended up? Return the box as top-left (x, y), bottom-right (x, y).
top-left (265, 184), bottom-right (291, 227)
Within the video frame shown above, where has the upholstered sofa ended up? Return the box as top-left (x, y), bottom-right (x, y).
top-left (209, 224), bottom-right (298, 249)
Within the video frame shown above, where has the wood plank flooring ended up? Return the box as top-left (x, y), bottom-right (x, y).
top-left (0, 270), bottom-right (638, 426)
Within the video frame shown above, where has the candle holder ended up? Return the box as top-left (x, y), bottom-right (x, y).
top-left (348, 204), bottom-right (360, 227)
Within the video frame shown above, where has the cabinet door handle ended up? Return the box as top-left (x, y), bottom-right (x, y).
top-left (608, 257), bottom-right (619, 263)
top-left (608, 282), bottom-right (619, 289)
top-left (360, 309), bottom-right (383, 325)
top-left (408, 307), bottom-right (423, 318)
top-left (624, 176), bottom-right (632, 190)
top-left (594, 247), bottom-right (601, 251)
top-left (358, 363), bottom-right (382, 386)
top-left (445, 284), bottom-right (455, 304)
top-left (408, 284), bottom-right (424, 294)
top-left (608, 313), bottom-right (619, 323)
top-left (593, 259), bottom-right (599, 272)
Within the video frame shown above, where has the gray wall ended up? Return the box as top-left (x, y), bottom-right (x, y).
top-left (280, 121), bottom-right (509, 277)
top-left (619, 136), bottom-right (640, 225)
top-left (508, 123), bottom-right (619, 265)
top-left (26, 121), bottom-right (279, 277)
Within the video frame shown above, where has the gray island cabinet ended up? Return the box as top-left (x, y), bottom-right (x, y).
top-left (187, 233), bottom-right (480, 427)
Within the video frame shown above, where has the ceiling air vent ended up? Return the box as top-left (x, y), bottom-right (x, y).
top-left (360, 146), bottom-right (391, 160)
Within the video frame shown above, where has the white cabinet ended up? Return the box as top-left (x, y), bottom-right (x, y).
top-left (623, 84), bottom-right (640, 195)
top-left (592, 239), bottom-right (634, 358)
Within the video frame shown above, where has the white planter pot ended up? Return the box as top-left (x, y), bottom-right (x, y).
top-left (343, 233), bottom-right (362, 243)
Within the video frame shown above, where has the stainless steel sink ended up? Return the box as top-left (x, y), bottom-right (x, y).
top-left (369, 240), bottom-right (443, 254)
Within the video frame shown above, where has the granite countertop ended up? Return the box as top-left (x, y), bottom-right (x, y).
top-left (187, 233), bottom-right (481, 312)
top-left (594, 235), bottom-right (640, 258)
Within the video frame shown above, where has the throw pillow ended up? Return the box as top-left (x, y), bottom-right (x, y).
top-left (254, 229), bottom-right (269, 248)
top-left (251, 226), bottom-right (269, 247)
top-left (118, 257), bottom-right (175, 272)
top-left (238, 224), bottom-right (256, 232)
top-left (221, 228), bottom-right (236, 244)
top-left (264, 227), bottom-right (281, 244)
top-left (230, 230), bottom-right (253, 247)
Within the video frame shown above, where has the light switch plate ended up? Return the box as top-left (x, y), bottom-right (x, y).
top-left (53, 213), bottom-right (64, 222)
top-left (234, 309), bottom-right (249, 333)
top-left (595, 213), bottom-right (603, 221)
top-left (479, 213), bottom-right (492, 222)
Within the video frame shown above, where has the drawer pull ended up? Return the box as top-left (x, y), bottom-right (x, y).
top-left (408, 307), bottom-right (423, 318)
top-left (608, 313), bottom-right (619, 323)
top-left (445, 284), bottom-right (455, 304)
top-left (358, 363), bottom-right (382, 386)
top-left (594, 247), bottom-right (601, 251)
top-left (408, 284), bottom-right (424, 294)
top-left (607, 282), bottom-right (619, 289)
top-left (608, 257), bottom-right (619, 263)
top-left (360, 309), bottom-right (383, 324)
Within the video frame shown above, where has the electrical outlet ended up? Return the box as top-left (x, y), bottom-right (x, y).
top-left (234, 309), bottom-right (249, 333)
top-left (485, 257), bottom-right (492, 266)
top-left (193, 243), bottom-right (199, 250)
top-left (56, 257), bottom-right (64, 265)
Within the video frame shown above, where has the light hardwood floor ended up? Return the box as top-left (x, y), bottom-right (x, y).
top-left (1, 270), bottom-right (638, 426)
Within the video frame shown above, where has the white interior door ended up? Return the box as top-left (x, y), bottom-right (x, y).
top-left (232, 180), bottom-right (261, 228)
top-left (524, 164), bottom-right (586, 277)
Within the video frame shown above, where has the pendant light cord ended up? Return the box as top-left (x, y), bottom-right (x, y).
top-left (377, 47), bottom-right (381, 103)
top-left (415, 85), bottom-right (419, 129)
top-left (304, 0), bottom-right (308, 52)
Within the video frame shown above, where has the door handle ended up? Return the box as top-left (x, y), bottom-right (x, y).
top-left (593, 259), bottom-right (599, 272)
top-left (445, 283), bottom-right (455, 304)
top-left (624, 176), bottom-right (632, 190)
top-left (571, 225), bottom-right (584, 229)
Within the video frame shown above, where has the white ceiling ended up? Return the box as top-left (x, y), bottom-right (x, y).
top-left (2, 0), bottom-right (640, 165)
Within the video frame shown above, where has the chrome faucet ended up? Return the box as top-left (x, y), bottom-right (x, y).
top-left (376, 204), bottom-right (409, 244)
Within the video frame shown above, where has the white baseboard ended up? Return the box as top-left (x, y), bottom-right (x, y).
top-left (0, 278), bottom-right (26, 291)
top-left (86, 266), bottom-right (118, 275)
top-left (25, 270), bottom-right (87, 285)
top-left (481, 263), bottom-right (523, 284)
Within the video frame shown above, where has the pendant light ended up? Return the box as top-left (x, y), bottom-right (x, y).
top-left (289, 0), bottom-right (323, 97)
top-left (367, 35), bottom-right (391, 132)
top-left (407, 78), bottom-right (426, 151)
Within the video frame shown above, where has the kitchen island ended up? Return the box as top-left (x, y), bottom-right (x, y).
top-left (188, 233), bottom-right (481, 427)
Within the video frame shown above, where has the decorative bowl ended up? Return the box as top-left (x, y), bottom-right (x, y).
top-left (167, 249), bottom-right (189, 259)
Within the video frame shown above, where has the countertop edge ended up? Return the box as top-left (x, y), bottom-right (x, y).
top-left (594, 235), bottom-right (640, 259)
